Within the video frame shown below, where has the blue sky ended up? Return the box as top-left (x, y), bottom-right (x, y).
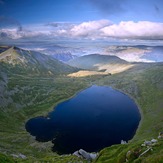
top-left (0, 0), bottom-right (163, 41)
top-left (0, 0), bottom-right (163, 24)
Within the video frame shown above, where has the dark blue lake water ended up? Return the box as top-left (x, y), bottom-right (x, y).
top-left (25, 85), bottom-right (141, 154)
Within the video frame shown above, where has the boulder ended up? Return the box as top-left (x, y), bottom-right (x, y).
top-left (151, 139), bottom-right (157, 143)
top-left (121, 140), bottom-right (127, 144)
top-left (11, 153), bottom-right (26, 159)
top-left (158, 132), bottom-right (163, 139)
top-left (89, 153), bottom-right (97, 160)
top-left (73, 149), bottom-right (98, 161)
top-left (144, 140), bottom-right (152, 146)
top-left (142, 139), bottom-right (158, 147)
top-left (79, 149), bottom-right (92, 160)
top-left (73, 151), bottom-right (82, 158)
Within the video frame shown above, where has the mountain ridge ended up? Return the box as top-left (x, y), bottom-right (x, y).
top-left (0, 46), bottom-right (78, 76)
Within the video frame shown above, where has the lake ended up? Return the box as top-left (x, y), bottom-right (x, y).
top-left (25, 85), bottom-right (141, 154)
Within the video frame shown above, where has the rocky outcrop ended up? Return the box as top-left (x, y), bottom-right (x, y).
top-left (141, 139), bottom-right (158, 147)
top-left (73, 149), bottom-right (98, 161)
top-left (121, 140), bottom-right (127, 144)
top-left (158, 132), bottom-right (163, 139)
top-left (125, 132), bottom-right (162, 162)
top-left (11, 153), bottom-right (26, 159)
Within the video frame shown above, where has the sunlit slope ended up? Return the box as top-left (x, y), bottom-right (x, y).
top-left (68, 54), bottom-right (134, 76)
top-left (0, 46), bottom-right (78, 76)
top-left (68, 54), bottom-right (127, 69)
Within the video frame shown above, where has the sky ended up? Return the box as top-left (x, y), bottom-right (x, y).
top-left (0, 0), bottom-right (163, 41)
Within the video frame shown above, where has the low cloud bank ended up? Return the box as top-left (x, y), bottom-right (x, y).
top-left (1, 20), bottom-right (163, 40)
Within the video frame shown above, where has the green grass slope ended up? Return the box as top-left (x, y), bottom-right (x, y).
top-left (0, 48), bottom-right (163, 162)
top-left (93, 63), bottom-right (163, 163)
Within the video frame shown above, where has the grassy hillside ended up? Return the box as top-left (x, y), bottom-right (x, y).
top-left (68, 54), bottom-right (127, 70)
top-left (0, 46), bottom-right (78, 76)
top-left (68, 54), bottom-right (134, 75)
top-left (93, 63), bottom-right (163, 162)
top-left (0, 49), bottom-right (163, 162)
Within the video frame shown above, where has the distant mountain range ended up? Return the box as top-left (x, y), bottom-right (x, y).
top-left (0, 46), bottom-right (78, 76)
top-left (3, 41), bottom-right (163, 63)
top-left (35, 44), bottom-right (163, 63)
top-left (1, 45), bottom-right (162, 78)
top-left (50, 52), bottom-right (77, 62)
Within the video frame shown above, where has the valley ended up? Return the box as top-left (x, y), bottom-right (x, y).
top-left (0, 46), bottom-right (163, 162)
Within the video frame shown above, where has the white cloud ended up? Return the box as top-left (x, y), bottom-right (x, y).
top-left (1, 20), bottom-right (163, 40)
top-left (0, 25), bottom-right (53, 40)
top-left (101, 21), bottom-right (163, 39)
top-left (70, 20), bottom-right (111, 37)
top-left (70, 20), bottom-right (163, 40)
top-left (0, 28), bottom-right (22, 39)
top-left (110, 48), bottom-right (154, 62)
